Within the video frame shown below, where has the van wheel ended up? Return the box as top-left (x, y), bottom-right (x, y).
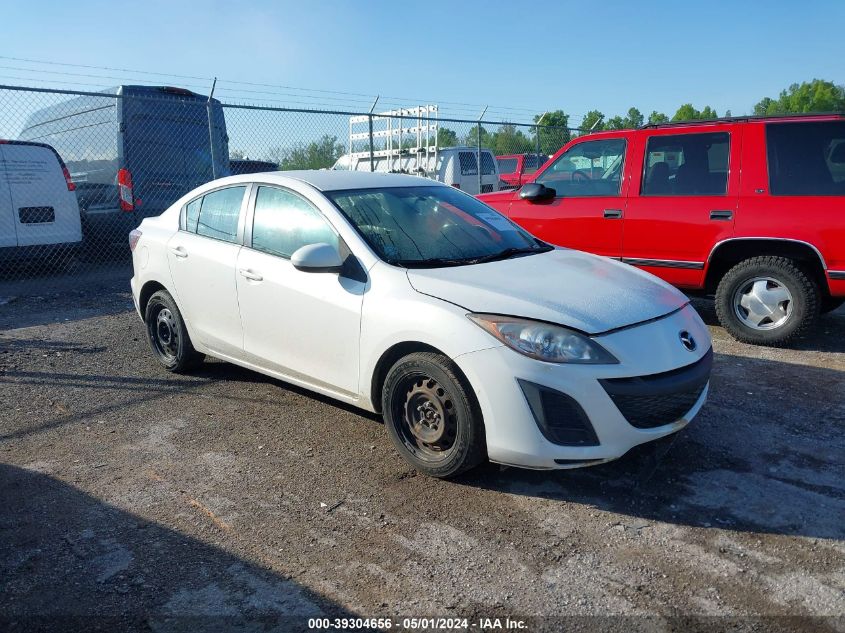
top-left (382, 352), bottom-right (486, 478)
top-left (144, 290), bottom-right (203, 372)
top-left (715, 256), bottom-right (819, 346)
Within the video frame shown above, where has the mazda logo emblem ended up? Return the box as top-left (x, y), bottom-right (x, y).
top-left (679, 331), bottom-right (697, 351)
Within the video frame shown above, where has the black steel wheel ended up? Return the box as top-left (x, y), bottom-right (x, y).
top-left (144, 290), bottom-right (203, 372)
top-left (382, 352), bottom-right (485, 478)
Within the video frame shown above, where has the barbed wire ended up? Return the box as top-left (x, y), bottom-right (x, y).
top-left (0, 55), bottom-right (578, 124)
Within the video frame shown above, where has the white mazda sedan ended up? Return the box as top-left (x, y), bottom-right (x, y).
top-left (130, 171), bottom-right (711, 478)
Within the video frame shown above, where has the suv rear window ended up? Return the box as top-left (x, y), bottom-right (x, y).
top-left (767, 121), bottom-right (845, 196)
top-left (642, 132), bottom-right (729, 196)
top-left (497, 158), bottom-right (518, 174)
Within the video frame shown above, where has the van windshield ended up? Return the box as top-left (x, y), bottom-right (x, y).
top-left (327, 186), bottom-right (551, 267)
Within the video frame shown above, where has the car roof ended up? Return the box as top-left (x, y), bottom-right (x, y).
top-left (215, 170), bottom-right (446, 192)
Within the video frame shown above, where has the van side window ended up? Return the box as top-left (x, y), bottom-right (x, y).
top-left (458, 152), bottom-right (478, 176)
top-left (194, 186), bottom-right (246, 243)
top-left (642, 132), bottom-right (729, 196)
top-left (535, 139), bottom-right (626, 197)
top-left (251, 186), bottom-right (338, 258)
top-left (767, 121), bottom-right (845, 196)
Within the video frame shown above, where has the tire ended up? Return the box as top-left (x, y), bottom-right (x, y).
top-left (381, 352), bottom-right (486, 478)
top-left (821, 297), bottom-right (845, 314)
top-left (144, 290), bottom-right (203, 372)
top-left (714, 256), bottom-right (820, 346)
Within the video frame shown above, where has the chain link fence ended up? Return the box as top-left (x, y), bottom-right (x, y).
top-left (0, 84), bottom-right (581, 296)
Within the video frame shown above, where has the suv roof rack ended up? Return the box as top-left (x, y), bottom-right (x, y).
top-left (639, 112), bottom-right (845, 129)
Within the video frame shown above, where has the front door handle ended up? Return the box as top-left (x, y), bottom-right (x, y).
top-left (169, 246), bottom-right (188, 258)
top-left (239, 268), bottom-right (263, 282)
top-left (603, 209), bottom-right (623, 219)
top-left (710, 210), bottom-right (733, 221)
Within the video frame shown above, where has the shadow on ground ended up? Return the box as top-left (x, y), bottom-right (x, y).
top-left (455, 350), bottom-right (845, 541)
top-left (0, 462), bottom-right (356, 632)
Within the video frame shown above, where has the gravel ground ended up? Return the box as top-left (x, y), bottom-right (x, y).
top-left (0, 285), bottom-right (843, 632)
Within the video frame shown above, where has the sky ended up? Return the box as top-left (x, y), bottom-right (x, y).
top-left (1, 0), bottom-right (843, 126)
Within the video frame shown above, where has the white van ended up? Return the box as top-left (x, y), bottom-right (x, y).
top-left (0, 141), bottom-right (82, 260)
top-left (332, 146), bottom-right (501, 195)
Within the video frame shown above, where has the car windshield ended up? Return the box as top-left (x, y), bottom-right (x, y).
top-left (326, 185), bottom-right (551, 267)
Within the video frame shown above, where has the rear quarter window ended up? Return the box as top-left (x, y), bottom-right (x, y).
top-left (767, 121), bottom-right (845, 196)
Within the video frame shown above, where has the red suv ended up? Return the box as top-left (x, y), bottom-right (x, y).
top-left (478, 115), bottom-right (845, 345)
top-left (496, 153), bottom-right (548, 190)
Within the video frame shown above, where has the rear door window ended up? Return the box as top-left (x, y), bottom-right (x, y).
top-left (480, 153), bottom-right (497, 175)
top-left (767, 121), bottom-right (845, 195)
top-left (641, 132), bottom-right (729, 196)
top-left (194, 186), bottom-right (246, 243)
top-left (458, 152), bottom-right (478, 176)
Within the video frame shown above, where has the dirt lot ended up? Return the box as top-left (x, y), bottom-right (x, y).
top-left (1, 281), bottom-right (843, 632)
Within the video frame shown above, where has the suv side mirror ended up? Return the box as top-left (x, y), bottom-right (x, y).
top-left (291, 242), bottom-right (344, 273)
top-left (519, 182), bottom-right (556, 201)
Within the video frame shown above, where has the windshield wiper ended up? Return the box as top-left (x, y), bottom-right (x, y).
top-left (467, 245), bottom-right (553, 264)
top-left (391, 257), bottom-right (478, 269)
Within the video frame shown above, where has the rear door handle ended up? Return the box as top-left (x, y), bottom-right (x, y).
top-left (238, 268), bottom-right (263, 282)
top-left (169, 246), bottom-right (188, 258)
top-left (710, 210), bottom-right (733, 221)
top-left (603, 209), bottom-right (623, 219)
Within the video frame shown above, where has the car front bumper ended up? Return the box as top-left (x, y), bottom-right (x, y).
top-left (453, 304), bottom-right (712, 469)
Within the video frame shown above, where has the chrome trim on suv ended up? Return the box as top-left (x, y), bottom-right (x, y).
top-left (707, 237), bottom-right (828, 270)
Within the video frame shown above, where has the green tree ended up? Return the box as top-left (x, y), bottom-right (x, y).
top-left (533, 110), bottom-right (571, 155)
top-left (672, 103), bottom-right (700, 121)
top-left (753, 79), bottom-right (845, 115)
top-left (605, 115), bottom-right (626, 130)
top-left (490, 124), bottom-right (535, 155)
top-left (648, 111), bottom-right (669, 125)
top-left (700, 106), bottom-right (718, 119)
top-left (625, 107), bottom-right (645, 129)
top-left (437, 127), bottom-right (459, 148)
top-left (271, 135), bottom-right (344, 170)
top-left (605, 107), bottom-right (644, 131)
top-left (581, 110), bottom-right (605, 131)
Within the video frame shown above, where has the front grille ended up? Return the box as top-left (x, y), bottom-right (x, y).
top-left (518, 380), bottom-right (599, 446)
top-left (480, 183), bottom-right (495, 193)
top-left (600, 348), bottom-right (712, 429)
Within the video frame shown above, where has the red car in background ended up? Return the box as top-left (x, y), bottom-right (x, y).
top-left (496, 153), bottom-right (548, 190)
top-left (478, 114), bottom-right (845, 346)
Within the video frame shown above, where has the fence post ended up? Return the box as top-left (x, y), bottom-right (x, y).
top-left (368, 96), bottom-right (379, 172)
top-left (207, 77), bottom-right (218, 179)
top-left (535, 112), bottom-right (547, 162)
top-left (477, 106), bottom-right (487, 194)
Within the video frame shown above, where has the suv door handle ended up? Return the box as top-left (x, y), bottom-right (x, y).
top-left (169, 246), bottom-right (188, 258)
top-left (603, 209), bottom-right (623, 219)
top-left (239, 268), bottom-right (263, 282)
top-left (710, 210), bottom-right (733, 221)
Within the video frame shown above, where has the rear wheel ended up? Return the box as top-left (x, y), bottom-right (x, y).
top-left (714, 256), bottom-right (820, 346)
top-left (144, 290), bottom-right (203, 372)
top-left (381, 352), bottom-right (485, 478)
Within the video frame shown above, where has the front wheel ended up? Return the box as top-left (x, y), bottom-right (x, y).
top-left (714, 256), bottom-right (820, 346)
top-left (144, 290), bottom-right (203, 372)
top-left (381, 352), bottom-right (485, 478)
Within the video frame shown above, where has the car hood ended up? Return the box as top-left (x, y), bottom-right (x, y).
top-left (406, 249), bottom-right (688, 334)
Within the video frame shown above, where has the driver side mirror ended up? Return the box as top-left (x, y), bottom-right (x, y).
top-left (291, 242), bottom-right (344, 273)
top-left (519, 182), bottom-right (556, 201)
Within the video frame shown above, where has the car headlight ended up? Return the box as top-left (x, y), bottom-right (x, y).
top-left (468, 313), bottom-right (619, 364)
